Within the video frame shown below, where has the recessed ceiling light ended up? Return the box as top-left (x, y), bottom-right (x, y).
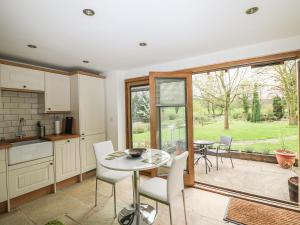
top-left (83, 9), bottom-right (95, 16)
top-left (27, 44), bottom-right (37, 48)
top-left (139, 42), bottom-right (147, 47)
top-left (246, 7), bottom-right (259, 15)
top-left (82, 60), bottom-right (89, 63)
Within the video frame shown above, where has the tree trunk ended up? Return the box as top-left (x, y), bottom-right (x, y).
top-left (224, 105), bottom-right (229, 129)
top-left (288, 101), bottom-right (298, 125)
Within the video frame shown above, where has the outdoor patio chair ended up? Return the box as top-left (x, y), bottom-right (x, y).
top-left (207, 136), bottom-right (234, 170)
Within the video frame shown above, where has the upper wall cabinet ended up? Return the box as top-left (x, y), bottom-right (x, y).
top-left (70, 74), bottom-right (106, 136)
top-left (0, 64), bottom-right (44, 91)
top-left (45, 72), bottom-right (70, 112)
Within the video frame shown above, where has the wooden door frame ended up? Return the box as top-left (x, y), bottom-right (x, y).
top-left (124, 76), bottom-right (155, 176)
top-left (149, 71), bottom-right (195, 186)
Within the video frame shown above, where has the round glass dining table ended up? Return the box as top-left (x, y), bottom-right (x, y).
top-left (100, 149), bottom-right (171, 225)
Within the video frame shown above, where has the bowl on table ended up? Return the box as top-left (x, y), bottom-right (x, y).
top-left (128, 148), bottom-right (146, 158)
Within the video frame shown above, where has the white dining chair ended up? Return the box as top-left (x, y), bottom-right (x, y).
top-left (93, 141), bottom-right (133, 218)
top-left (139, 151), bottom-right (189, 225)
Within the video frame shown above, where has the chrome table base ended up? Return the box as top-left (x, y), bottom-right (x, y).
top-left (118, 203), bottom-right (156, 225)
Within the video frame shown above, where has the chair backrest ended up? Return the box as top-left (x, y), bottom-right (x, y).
top-left (167, 151), bottom-right (189, 202)
top-left (220, 136), bottom-right (232, 147)
top-left (93, 141), bottom-right (114, 175)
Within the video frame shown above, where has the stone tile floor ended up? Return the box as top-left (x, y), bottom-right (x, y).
top-left (0, 176), bottom-right (234, 225)
top-left (195, 155), bottom-right (296, 202)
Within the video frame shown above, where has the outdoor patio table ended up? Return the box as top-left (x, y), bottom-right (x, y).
top-left (100, 149), bottom-right (170, 225)
top-left (194, 140), bottom-right (215, 174)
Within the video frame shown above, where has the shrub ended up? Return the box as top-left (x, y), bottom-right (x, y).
top-left (244, 147), bottom-right (254, 153)
top-left (168, 113), bottom-right (177, 120)
top-left (232, 112), bottom-right (242, 120)
top-left (132, 123), bottom-right (148, 134)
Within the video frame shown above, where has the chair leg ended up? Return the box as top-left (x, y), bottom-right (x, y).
top-left (111, 184), bottom-right (114, 197)
top-left (169, 204), bottom-right (173, 225)
top-left (132, 176), bottom-right (135, 206)
top-left (95, 178), bottom-right (98, 206)
top-left (221, 154), bottom-right (223, 163)
top-left (230, 153), bottom-right (234, 168)
top-left (113, 184), bottom-right (117, 218)
top-left (156, 201), bottom-right (158, 213)
top-left (182, 190), bottom-right (188, 225)
top-left (216, 153), bottom-right (219, 170)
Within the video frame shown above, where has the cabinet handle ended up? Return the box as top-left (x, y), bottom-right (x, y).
top-left (50, 162), bottom-right (53, 165)
top-left (82, 138), bottom-right (85, 140)
top-left (81, 133), bottom-right (85, 136)
top-left (23, 85), bottom-right (27, 88)
top-left (67, 140), bottom-right (70, 142)
top-left (48, 108), bottom-right (51, 110)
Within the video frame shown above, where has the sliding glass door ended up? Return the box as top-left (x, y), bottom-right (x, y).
top-left (149, 72), bottom-right (194, 185)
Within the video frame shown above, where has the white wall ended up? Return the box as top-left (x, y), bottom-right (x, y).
top-left (104, 71), bottom-right (126, 150)
top-left (105, 35), bottom-right (300, 149)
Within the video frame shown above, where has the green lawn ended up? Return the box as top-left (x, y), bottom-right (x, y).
top-left (132, 120), bottom-right (299, 154)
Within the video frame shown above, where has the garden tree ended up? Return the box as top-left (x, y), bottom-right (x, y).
top-left (272, 61), bottom-right (297, 125)
top-left (194, 67), bottom-right (248, 129)
top-left (239, 81), bottom-right (252, 120)
top-left (251, 83), bottom-right (261, 122)
top-left (131, 91), bottom-right (150, 123)
top-left (273, 96), bottom-right (284, 120)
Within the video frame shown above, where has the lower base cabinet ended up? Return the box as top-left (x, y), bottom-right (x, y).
top-left (0, 172), bottom-right (7, 203)
top-left (55, 138), bottom-right (80, 182)
top-left (80, 133), bottom-right (105, 173)
top-left (8, 158), bottom-right (54, 198)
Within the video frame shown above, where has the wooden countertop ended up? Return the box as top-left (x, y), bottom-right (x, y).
top-left (43, 134), bottom-right (80, 141)
top-left (0, 134), bottom-right (80, 149)
top-left (0, 141), bottom-right (12, 150)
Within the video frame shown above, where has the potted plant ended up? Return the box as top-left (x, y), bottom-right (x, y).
top-left (275, 132), bottom-right (296, 169)
top-left (288, 167), bottom-right (299, 203)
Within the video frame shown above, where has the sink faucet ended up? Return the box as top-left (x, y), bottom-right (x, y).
top-left (16, 118), bottom-right (26, 139)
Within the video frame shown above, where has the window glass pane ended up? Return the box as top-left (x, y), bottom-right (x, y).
top-left (131, 85), bottom-right (150, 148)
top-left (156, 78), bottom-right (186, 106)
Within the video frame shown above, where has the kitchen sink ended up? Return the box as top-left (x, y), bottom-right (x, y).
top-left (8, 139), bottom-right (53, 165)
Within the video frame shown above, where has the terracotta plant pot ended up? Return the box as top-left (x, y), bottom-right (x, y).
top-left (275, 149), bottom-right (296, 169)
top-left (288, 176), bottom-right (298, 203)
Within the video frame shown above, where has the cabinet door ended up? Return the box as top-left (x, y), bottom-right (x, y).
top-left (0, 172), bottom-right (7, 202)
top-left (8, 161), bottom-right (54, 198)
top-left (79, 76), bottom-right (105, 136)
top-left (0, 64), bottom-right (44, 91)
top-left (55, 138), bottom-right (80, 182)
top-left (80, 133), bottom-right (105, 173)
top-left (45, 72), bottom-right (70, 112)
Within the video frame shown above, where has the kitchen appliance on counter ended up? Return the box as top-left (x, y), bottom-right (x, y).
top-left (37, 121), bottom-right (45, 137)
top-left (54, 119), bottom-right (62, 135)
top-left (65, 116), bottom-right (73, 134)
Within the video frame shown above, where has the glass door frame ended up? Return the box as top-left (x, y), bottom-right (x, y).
top-left (149, 71), bottom-right (195, 186)
top-left (125, 76), bottom-right (155, 176)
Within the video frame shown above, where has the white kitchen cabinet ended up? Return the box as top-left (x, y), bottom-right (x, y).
top-left (8, 158), bottom-right (54, 198)
top-left (0, 150), bottom-right (7, 203)
top-left (45, 72), bottom-right (70, 112)
top-left (0, 172), bottom-right (7, 203)
top-left (0, 64), bottom-right (44, 91)
top-left (70, 74), bottom-right (106, 136)
top-left (80, 133), bottom-right (105, 173)
top-left (55, 138), bottom-right (80, 182)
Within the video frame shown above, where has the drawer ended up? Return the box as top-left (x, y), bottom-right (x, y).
top-left (8, 160), bottom-right (54, 198)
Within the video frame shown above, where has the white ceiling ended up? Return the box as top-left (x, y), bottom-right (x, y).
top-left (0, 0), bottom-right (299, 73)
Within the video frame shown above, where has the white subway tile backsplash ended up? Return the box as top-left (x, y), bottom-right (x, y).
top-left (4, 115), bottom-right (18, 121)
top-left (10, 97), bottom-right (24, 103)
top-left (18, 92), bottom-right (32, 98)
top-left (0, 90), bottom-right (67, 139)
